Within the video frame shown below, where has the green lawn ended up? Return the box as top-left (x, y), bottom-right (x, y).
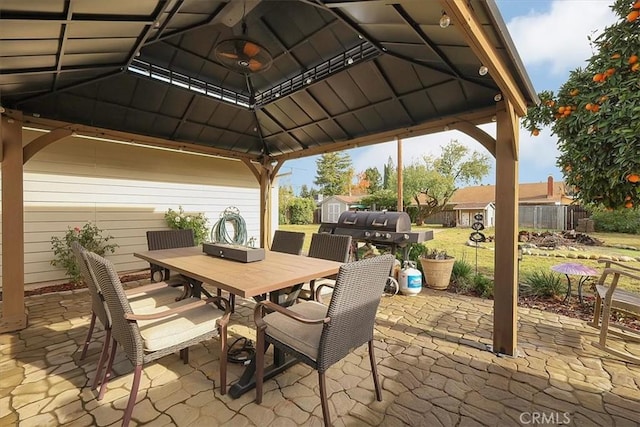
top-left (279, 223), bottom-right (640, 292)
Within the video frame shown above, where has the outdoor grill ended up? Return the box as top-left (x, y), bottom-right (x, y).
top-left (318, 211), bottom-right (433, 260)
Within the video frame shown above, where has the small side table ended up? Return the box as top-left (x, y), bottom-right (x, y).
top-left (551, 263), bottom-right (599, 303)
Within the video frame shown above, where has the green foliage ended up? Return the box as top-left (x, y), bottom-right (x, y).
top-left (522, 270), bottom-right (565, 298)
top-left (299, 185), bottom-right (319, 199)
top-left (399, 243), bottom-right (429, 272)
top-left (451, 258), bottom-right (474, 292)
top-left (472, 274), bottom-right (494, 298)
top-left (591, 208), bottom-right (640, 234)
top-left (314, 152), bottom-right (354, 196)
top-left (288, 197), bottom-right (316, 224)
top-left (363, 167), bottom-right (383, 193)
top-left (522, 0), bottom-right (640, 210)
top-left (361, 189), bottom-right (406, 211)
top-left (51, 223), bottom-right (118, 284)
top-left (279, 186), bottom-right (296, 224)
top-left (403, 140), bottom-right (490, 221)
top-left (165, 206), bottom-right (210, 244)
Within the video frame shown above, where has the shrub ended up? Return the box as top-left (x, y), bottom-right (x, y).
top-left (523, 270), bottom-right (565, 298)
top-left (451, 258), bottom-right (474, 292)
top-left (288, 197), bottom-right (316, 225)
top-left (165, 206), bottom-right (210, 244)
top-left (591, 209), bottom-right (640, 234)
top-left (473, 273), bottom-right (493, 298)
top-left (51, 223), bottom-right (118, 284)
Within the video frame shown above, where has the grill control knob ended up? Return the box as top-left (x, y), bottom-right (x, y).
top-left (374, 232), bottom-right (381, 238)
top-left (364, 231), bottom-right (371, 238)
top-left (385, 233), bottom-right (391, 239)
top-left (403, 234), bottom-right (409, 240)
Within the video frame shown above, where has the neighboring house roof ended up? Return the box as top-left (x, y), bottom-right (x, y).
top-left (452, 202), bottom-right (495, 210)
top-left (320, 195), bottom-right (365, 206)
top-left (416, 177), bottom-right (574, 207)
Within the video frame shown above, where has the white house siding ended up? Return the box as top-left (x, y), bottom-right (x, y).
top-left (0, 128), bottom-right (277, 288)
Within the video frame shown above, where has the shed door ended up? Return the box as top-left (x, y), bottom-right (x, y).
top-left (328, 203), bottom-right (341, 223)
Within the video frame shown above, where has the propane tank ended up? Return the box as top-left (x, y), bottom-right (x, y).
top-left (398, 260), bottom-right (422, 296)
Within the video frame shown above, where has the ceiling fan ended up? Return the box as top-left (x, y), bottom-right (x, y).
top-left (214, 21), bottom-right (272, 74)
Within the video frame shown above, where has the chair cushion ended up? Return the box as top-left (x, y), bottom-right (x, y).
top-left (264, 301), bottom-right (328, 360)
top-left (128, 286), bottom-right (184, 310)
top-left (137, 298), bottom-right (224, 352)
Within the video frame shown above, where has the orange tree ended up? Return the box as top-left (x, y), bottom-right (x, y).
top-left (523, 0), bottom-right (640, 210)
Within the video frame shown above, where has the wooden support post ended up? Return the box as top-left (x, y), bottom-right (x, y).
top-left (1, 114), bottom-right (27, 332)
top-left (396, 137), bottom-right (403, 212)
top-left (493, 100), bottom-right (519, 356)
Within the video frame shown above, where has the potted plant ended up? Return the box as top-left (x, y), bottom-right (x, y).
top-left (419, 248), bottom-right (455, 290)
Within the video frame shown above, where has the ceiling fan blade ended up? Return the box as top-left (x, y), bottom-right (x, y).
top-left (243, 41), bottom-right (261, 58)
top-left (218, 52), bottom-right (239, 60)
top-left (248, 59), bottom-right (264, 72)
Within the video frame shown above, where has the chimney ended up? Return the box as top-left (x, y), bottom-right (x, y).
top-left (547, 176), bottom-right (554, 198)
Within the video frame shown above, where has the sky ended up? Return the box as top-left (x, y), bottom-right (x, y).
top-left (279, 0), bottom-right (618, 194)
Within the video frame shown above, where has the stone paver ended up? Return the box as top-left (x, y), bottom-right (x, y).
top-left (1, 284), bottom-right (639, 426)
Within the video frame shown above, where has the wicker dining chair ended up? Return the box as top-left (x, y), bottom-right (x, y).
top-left (71, 242), bottom-right (186, 389)
top-left (254, 254), bottom-right (395, 426)
top-left (146, 229), bottom-right (195, 282)
top-left (83, 251), bottom-right (230, 427)
top-left (293, 233), bottom-right (352, 303)
top-left (271, 230), bottom-right (305, 255)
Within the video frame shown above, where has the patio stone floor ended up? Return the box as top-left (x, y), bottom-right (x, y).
top-left (1, 280), bottom-right (639, 426)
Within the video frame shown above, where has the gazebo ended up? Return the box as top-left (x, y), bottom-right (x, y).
top-left (0, 0), bottom-right (537, 357)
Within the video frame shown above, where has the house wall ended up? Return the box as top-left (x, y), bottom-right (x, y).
top-left (0, 128), bottom-right (276, 288)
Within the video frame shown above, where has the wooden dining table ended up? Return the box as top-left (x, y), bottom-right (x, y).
top-left (134, 245), bottom-right (343, 398)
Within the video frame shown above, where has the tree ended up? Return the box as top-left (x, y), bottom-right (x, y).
top-left (523, 0), bottom-right (640, 210)
top-left (299, 184), bottom-right (319, 200)
top-left (361, 189), bottom-right (407, 211)
top-left (314, 152), bottom-right (353, 196)
top-left (363, 167), bottom-right (382, 193)
top-left (403, 140), bottom-right (491, 222)
top-left (383, 156), bottom-right (395, 190)
top-left (278, 185), bottom-right (295, 224)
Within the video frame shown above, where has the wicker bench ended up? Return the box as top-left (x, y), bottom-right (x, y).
top-left (591, 260), bottom-right (640, 364)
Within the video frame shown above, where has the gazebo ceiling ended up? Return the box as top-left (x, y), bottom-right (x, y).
top-left (0, 0), bottom-right (537, 161)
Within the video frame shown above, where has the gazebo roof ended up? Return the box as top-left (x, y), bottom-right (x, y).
top-left (1, 0), bottom-right (537, 162)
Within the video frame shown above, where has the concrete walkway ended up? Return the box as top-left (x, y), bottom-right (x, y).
top-left (1, 281), bottom-right (639, 426)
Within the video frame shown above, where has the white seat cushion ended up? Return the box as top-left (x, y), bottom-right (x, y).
top-left (128, 286), bottom-right (184, 309)
top-left (137, 298), bottom-right (224, 352)
top-left (263, 301), bottom-right (328, 360)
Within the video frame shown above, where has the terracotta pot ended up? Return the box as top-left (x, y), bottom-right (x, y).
top-left (419, 257), bottom-right (455, 290)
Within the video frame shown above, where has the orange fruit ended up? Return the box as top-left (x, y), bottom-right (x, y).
top-left (593, 73), bottom-right (605, 82)
top-left (570, 89), bottom-right (579, 96)
top-left (630, 55), bottom-right (639, 64)
top-left (532, 129), bottom-right (540, 136)
top-left (591, 104), bottom-right (600, 112)
top-left (599, 95), bottom-right (609, 103)
top-left (632, 63), bottom-right (640, 72)
top-left (565, 165), bottom-right (572, 172)
top-left (611, 53), bottom-right (621, 59)
top-left (625, 201), bottom-right (634, 209)
top-left (628, 174), bottom-right (640, 183)
top-left (545, 99), bottom-right (555, 107)
top-left (627, 10), bottom-right (639, 22)
top-left (625, 196), bottom-right (632, 201)
top-left (585, 103), bottom-right (593, 111)
top-left (605, 68), bottom-right (615, 76)
top-left (635, 0), bottom-right (640, 9)
top-left (558, 106), bottom-right (565, 113)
